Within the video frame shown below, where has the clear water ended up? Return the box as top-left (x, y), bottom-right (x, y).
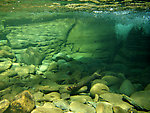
top-left (0, 3), bottom-right (150, 103)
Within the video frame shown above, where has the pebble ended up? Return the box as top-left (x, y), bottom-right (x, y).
top-left (6, 90), bottom-right (35, 113)
top-left (39, 64), bottom-right (49, 72)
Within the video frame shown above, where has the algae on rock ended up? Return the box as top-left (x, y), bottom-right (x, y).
top-left (20, 47), bottom-right (45, 65)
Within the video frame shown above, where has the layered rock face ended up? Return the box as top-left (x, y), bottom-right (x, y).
top-left (3, 14), bottom-right (117, 66)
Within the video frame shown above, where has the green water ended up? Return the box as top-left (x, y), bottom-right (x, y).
top-left (0, 1), bottom-right (150, 106)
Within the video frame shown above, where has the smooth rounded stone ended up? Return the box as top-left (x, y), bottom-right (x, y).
top-left (0, 61), bottom-right (12, 72)
top-left (119, 79), bottom-right (135, 96)
top-left (77, 86), bottom-right (88, 93)
top-left (96, 102), bottom-right (113, 113)
top-left (0, 99), bottom-right (10, 113)
top-left (90, 83), bottom-right (109, 97)
top-left (52, 53), bottom-right (72, 62)
top-left (144, 84), bottom-right (150, 91)
top-left (6, 90), bottom-right (35, 113)
top-left (102, 75), bottom-right (122, 86)
top-left (130, 91), bottom-right (150, 110)
top-left (70, 95), bottom-right (93, 103)
top-left (43, 102), bottom-right (55, 108)
top-left (38, 86), bottom-right (59, 94)
top-left (39, 64), bottom-right (49, 72)
top-left (31, 106), bottom-right (63, 113)
top-left (69, 101), bottom-right (95, 113)
top-left (100, 93), bottom-right (133, 111)
top-left (44, 92), bottom-right (61, 101)
top-left (53, 99), bottom-right (69, 110)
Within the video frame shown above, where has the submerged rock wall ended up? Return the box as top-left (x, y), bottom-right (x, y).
top-left (1, 12), bottom-right (150, 72)
top-left (2, 15), bottom-right (117, 66)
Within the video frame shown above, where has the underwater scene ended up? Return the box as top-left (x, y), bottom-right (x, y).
top-left (0, 0), bottom-right (150, 113)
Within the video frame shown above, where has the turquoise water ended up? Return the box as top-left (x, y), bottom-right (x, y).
top-left (0, 10), bottom-right (150, 103)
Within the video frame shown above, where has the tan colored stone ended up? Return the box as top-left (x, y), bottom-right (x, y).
top-left (100, 93), bottom-right (133, 111)
top-left (77, 86), bottom-right (88, 93)
top-left (130, 91), bottom-right (150, 110)
top-left (6, 90), bottom-right (35, 113)
top-left (53, 99), bottom-right (69, 110)
top-left (70, 95), bottom-right (92, 103)
top-left (44, 92), bottom-right (61, 101)
top-left (113, 106), bottom-right (126, 113)
top-left (0, 61), bottom-right (12, 72)
top-left (0, 99), bottom-right (10, 113)
top-left (96, 102), bottom-right (113, 113)
top-left (70, 101), bottom-right (95, 113)
top-left (38, 85), bottom-right (59, 94)
top-left (31, 106), bottom-right (63, 113)
top-left (90, 83), bottom-right (109, 97)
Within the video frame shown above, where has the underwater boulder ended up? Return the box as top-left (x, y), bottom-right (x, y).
top-left (90, 83), bottom-right (109, 97)
top-left (130, 91), bottom-right (150, 111)
top-left (5, 90), bottom-right (35, 113)
top-left (20, 47), bottom-right (45, 65)
top-left (119, 79), bottom-right (135, 96)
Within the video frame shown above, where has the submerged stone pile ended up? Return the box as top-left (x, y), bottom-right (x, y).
top-left (0, 48), bottom-right (150, 112)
